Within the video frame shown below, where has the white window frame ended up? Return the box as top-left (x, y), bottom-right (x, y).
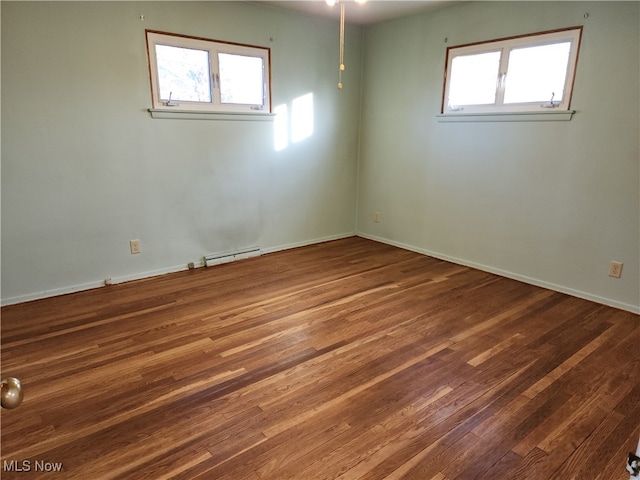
top-left (146, 30), bottom-right (271, 114)
top-left (441, 27), bottom-right (582, 115)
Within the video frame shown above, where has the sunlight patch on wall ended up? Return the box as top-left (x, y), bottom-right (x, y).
top-left (291, 93), bottom-right (314, 143)
top-left (274, 93), bottom-right (314, 152)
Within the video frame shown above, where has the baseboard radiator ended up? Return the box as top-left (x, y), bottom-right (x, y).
top-left (204, 246), bottom-right (261, 267)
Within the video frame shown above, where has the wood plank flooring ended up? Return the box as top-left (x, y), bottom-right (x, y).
top-left (1, 236), bottom-right (639, 479)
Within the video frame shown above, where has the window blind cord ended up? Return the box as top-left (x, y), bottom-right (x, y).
top-left (338, 2), bottom-right (345, 89)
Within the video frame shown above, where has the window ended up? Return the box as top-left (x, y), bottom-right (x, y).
top-left (146, 30), bottom-right (271, 114)
top-left (441, 27), bottom-right (582, 114)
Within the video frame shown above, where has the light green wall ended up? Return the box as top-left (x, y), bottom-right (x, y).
top-left (1, 1), bottom-right (362, 303)
top-left (357, 1), bottom-right (639, 312)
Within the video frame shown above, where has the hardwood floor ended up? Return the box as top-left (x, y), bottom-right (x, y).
top-left (1, 236), bottom-right (638, 479)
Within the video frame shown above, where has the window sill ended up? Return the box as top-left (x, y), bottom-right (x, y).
top-left (147, 109), bottom-right (275, 121)
top-left (436, 110), bottom-right (575, 123)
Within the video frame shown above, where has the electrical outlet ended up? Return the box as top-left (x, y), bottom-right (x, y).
top-left (374, 211), bottom-right (381, 223)
top-left (609, 261), bottom-right (623, 278)
top-left (130, 239), bottom-right (141, 254)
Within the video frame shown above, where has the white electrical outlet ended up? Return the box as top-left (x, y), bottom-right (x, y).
top-left (130, 239), bottom-right (141, 254)
top-left (374, 211), bottom-right (381, 223)
top-left (609, 261), bottom-right (623, 278)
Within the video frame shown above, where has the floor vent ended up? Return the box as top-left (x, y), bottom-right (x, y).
top-left (204, 247), bottom-right (261, 267)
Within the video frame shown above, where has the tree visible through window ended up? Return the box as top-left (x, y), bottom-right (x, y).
top-left (146, 31), bottom-right (271, 113)
top-left (155, 44), bottom-right (212, 103)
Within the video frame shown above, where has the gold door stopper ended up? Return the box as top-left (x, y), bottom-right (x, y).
top-left (1, 377), bottom-right (24, 409)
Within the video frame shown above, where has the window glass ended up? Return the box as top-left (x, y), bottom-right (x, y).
top-left (156, 45), bottom-right (212, 103)
top-left (503, 42), bottom-right (571, 104)
top-left (218, 53), bottom-right (264, 105)
top-left (449, 51), bottom-right (501, 106)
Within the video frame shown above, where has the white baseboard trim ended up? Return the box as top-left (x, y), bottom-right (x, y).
top-left (0, 263), bottom-right (194, 307)
top-left (1, 279), bottom-right (106, 306)
top-left (260, 232), bottom-right (356, 256)
top-left (0, 231), bottom-right (357, 307)
top-left (7, 231), bottom-right (635, 314)
top-left (358, 233), bottom-right (640, 315)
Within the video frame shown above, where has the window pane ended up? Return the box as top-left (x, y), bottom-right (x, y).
top-left (219, 53), bottom-right (264, 105)
top-left (503, 42), bottom-right (571, 104)
top-left (156, 45), bottom-right (211, 102)
top-left (448, 51), bottom-right (501, 107)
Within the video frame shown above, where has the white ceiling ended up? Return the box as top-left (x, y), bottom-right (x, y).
top-left (256, 1), bottom-right (457, 25)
